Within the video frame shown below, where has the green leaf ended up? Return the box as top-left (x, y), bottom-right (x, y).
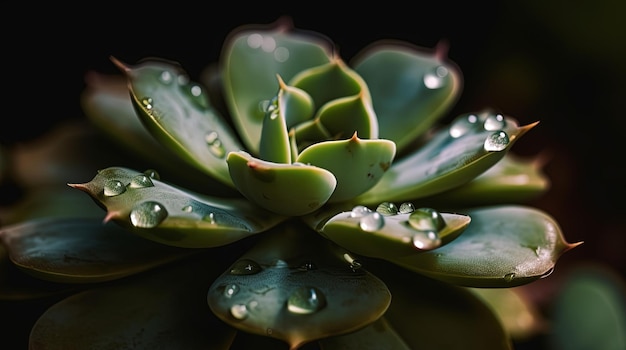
top-left (549, 264), bottom-right (626, 350)
top-left (296, 134), bottom-right (395, 202)
top-left (112, 57), bottom-right (244, 187)
top-left (352, 41), bottom-right (461, 153)
top-left (320, 206), bottom-right (470, 259)
top-left (0, 217), bottom-right (195, 283)
top-left (207, 224), bottom-right (391, 350)
top-left (390, 205), bottom-right (582, 287)
top-left (356, 109), bottom-right (537, 205)
top-left (424, 153), bottom-right (551, 208)
top-left (227, 151), bottom-right (337, 216)
top-left (368, 260), bottom-right (513, 350)
top-left (259, 95), bottom-right (291, 163)
top-left (221, 18), bottom-right (333, 154)
top-left (69, 167), bottom-right (286, 248)
top-left (29, 253), bottom-right (236, 349)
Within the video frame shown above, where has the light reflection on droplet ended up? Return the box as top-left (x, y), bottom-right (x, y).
top-left (484, 131), bottom-right (510, 151)
top-left (103, 180), bottom-right (126, 197)
top-left (274, 47), bottom-right (289, 62)
top-left (412, 230), bottom-right (442, 250)
top-left (350, 205), bottom-right (371, 218)
top-left (230, 304), bottom-right (248, 319)
top-left (141, 97), bottom-right (153, 110)
top-left (287, 286), bottom-right (327, 314)
top-left (423, 65), bottom-right (448, 89)
top-left (504, 273), bottom-right (516, 282)
top-left (159, 71), bottom-right (173, 84)
top-left (484, 113), bottom-right (505, 131)
top-left (203, 212), bottom-right (216, 224)
top-left (130, 201), bottom-right (168, 228)
top-left (143, 169), bottom-right (160, 180)
top-left (182, 205), bottom-right (193, 213)
top-left (376, 202), bottom-right (399, 216)
top-left (190, 85), bottom-right (202, 97)
top-left (247, 33), bottom-right (263, 48)
top-left (359, 212), bottom-right (384, 232)
top-left (230, 259), bottom-right (262, 275)
top-left (408, 207), bottom-right (446, 231)
top-left (224, 284), bottom-right (240, 298)
top-left (129, 174), bottom-right (154, 189)
top-left (449, 114), bottom-right (479, 138)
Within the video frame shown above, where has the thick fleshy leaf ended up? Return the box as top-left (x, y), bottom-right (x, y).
top-left (423, 153), bottom-right (551, 208)
top-left (390, 205), bottom-right (582, 287)
top-left (227, 151), bottom-right (336, 216)
top-left (259, 94), bottom-right (291, 163)
top-left (319, 317), bottom-right (410, 350)
top-left (112, 57), bottom-right (244, 187)
top-left (320, 206), bottom-right (470, 259)
top-left (356, 109), bottom-right (537, 205)
top-left (296, 133), bottom-right (395, 202)
top-left (207, 224), bottom-right (391, 350)
top-left (352, 41), bottom-right (461, 152)
top-left (549, 264), bottom-right (626, 350)
top-left (0, 217), bottom-right (194, 283)
top-left (221, 18), bottom-right (333, 154)
top-left (467, 287), bottom-right (547, 340)
top-left (369, 260), bottom-right (513, 350)
top-left (29, 253), bottom-right (236, 350)
top-left (69, 167), bottom-right (286, 248)
top-left (80, 72), bottom-right (231, 195)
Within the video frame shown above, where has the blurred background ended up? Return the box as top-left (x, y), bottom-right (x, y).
top-left (3, 1), bottom-right (625, 348)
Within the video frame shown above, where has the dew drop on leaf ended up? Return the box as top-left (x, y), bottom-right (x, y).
top-left (412, 230), bottom-right (442, 250)
top-left (287, 286), bottom-right (327, 314)
top-left (205, 131), bottom-right (226, 158)
top-left (230, 304), bottom-right (249, 319)
top-left (181, 205), bottom-right (193, 213)
top-left (129, 174), bottom-right (154, 188)
top-left (449, 113), bottom-right (479, 138)
top-left (350, 205), bottom-right (372, 218)
top-left (408, 207), bottom-right (446, 231)
top-left (359, 212), bottom-right (384, 232)
top-left (224, 283), bottom-right (240, 298)
top-left (143, 169), bottom-right (160, 180)
top-left (399, 202), bottom-right (416, 214)
top-left (484, 131), bottom-right (510, 151)
top-left (103, 179), bottom-right (126, 197)
top-left (229, 259), bottom-right (262, 275)
top-left (298, 260), bottom-right (317, 271)
top-left (159, 70), bottom-right (173, 84)
top-left (141, 97), bottom-right (153, 110)
top-left (129, 201), bottom-right (168, 228)
top-left (504, 273), bottom-right (516, 282)
top-left (483, 113), bottom-right (505, 131)
top-left (423, 65), bottom-right (449, 89)
top-left (202, 212), bottom-right (217, 224)
top-left (376, 202), bottom-right (399, 216)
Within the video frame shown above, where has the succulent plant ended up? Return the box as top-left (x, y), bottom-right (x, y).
top-left (0, 17), bottom-right (582, 349)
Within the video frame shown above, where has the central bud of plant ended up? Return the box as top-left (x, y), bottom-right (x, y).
top-left (226, 57), bottom-right (396, 216)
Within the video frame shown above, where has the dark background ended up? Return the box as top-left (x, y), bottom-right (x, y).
top-left (3, 0), bottom-right (625, 346)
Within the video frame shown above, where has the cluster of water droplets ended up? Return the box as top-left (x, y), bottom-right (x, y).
top-left (350, 202), bottom-right (445, 250)
top-left (246, 33), bottom-right (290, 63)
top-left (204, 130), bottom-right (226, 158)
top-left (448, 112), bottom-right (511, 152)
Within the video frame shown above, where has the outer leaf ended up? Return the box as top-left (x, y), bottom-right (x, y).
top-left (207, 224), bottom-right (391, 350)
top-left (423, 153), bottom-right (551, 208)
top-left (352, 41), bottom-right (461, 152)
top-left (391, 205), bottom-right (582, 287)
top-left (112, 57), bottom-right (244, 187)
top-left (318, 317), bottom-right (410, 350)
top-left (221, 18), bottom-right (333, 153)
top-left (227, 151), bottom-right (337, 216)
top-left (29, 253), bottom-right (236, 350)
top-left (356, 109), bottom-right (537, 205)
top-left (369, 260), bottom-right (513, 350)
top-left (69, 167), bottom-right (286, 248)
top-left (0, 217), bottom-right (194, 283)
top-left (320, 208), bottom-right (471, 259)
top-left (296, 133), bottom-right (395, 202)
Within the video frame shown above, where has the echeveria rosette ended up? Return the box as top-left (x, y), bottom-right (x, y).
top-left (0, 18), bottom-right (582, 350)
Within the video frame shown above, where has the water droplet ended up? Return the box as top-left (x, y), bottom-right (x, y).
top-left (359, 212), bottom-right (384, 232)
top-left (182, 205), bottom-right (193, 213)
top-left (129, 174), bottom-right (154, 188)
top-left (205, 131), bottom-right (226, 158)
top-left (143, 169), bottom-right (160, 180)
top-left (483, 113), bottom-right (505, 131)
top-left (376, 202), bottom-right (399, 216)
top-left (177, 74), bottom-right (189, 85)
top-left (504, 273), bottom-right (516, 282)
top-left (261, 36), bottom-right (276, 52)
top-left (130, 201), bottom-right (168, 228)
top-left (287, 286), bottom-right (327, 314)
top-left (230, 304), bottom-right (248, 319)
top-left (141, 97), bottom-right (153, 110)
top-left (159, 70), bottom-right (173, 84)
top-left (412, 230), bottom-right (442, 250)
top-left (484, 131), bottom-right (510, 151)
top-left (230, 259), bottom-right (262, 275)
top-left (449, 114), bottom-right (479, 138)
top-left (224, 283), bottom-right (240, 298)
top-left (298, 260), bottom-right (317, 271)
top-left (343, 253), bottom-right (362, 272)
top-left (103, 180), bottom-right (126, 197)
top-left (247, 33), bottom-right (263, 49)
top-left (350, 205), bottom-right (372, 218)
top-left (274, 47), bottom-right (290, 62)
top-left (408, 207), bottom-right (446, 231)
top-left (190, 84), bottom-right (202, 97)
top-left (203, 212), bottom-right (216, 224)
top-left (399, 202), bottom-right (416, 214)
top-left (423, 65), bottom-right (448, 89)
